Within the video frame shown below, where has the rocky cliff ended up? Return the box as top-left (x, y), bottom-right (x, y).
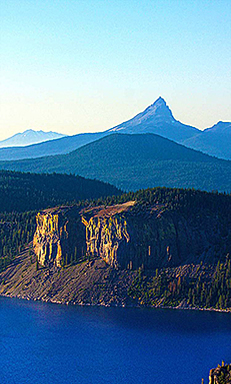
top-left (33, 202), bottom-right (135, 269)
top-left (84, 214), bottom-right (130, 269)
top-left (33, 197), bottom-right (231, 270)
top-left (2, 187), bottom-right (231, 312)
top-left (33, 206), bottom-right (86, 267)
top-left (207, 362), bottom-right (231, 384)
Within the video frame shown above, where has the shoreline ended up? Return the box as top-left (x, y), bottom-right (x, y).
top-left (1, 252), bottom-right (230, 315)
top-left (1, 292), bottom-right (231, 314)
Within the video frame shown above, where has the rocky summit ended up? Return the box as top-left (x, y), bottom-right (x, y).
top-left (107, 96), bottom-right (199, 141)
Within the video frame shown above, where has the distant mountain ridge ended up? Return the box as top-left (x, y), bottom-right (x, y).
top-left (0, 129), bottom-right (67, 148)
top-left (0, 97), bottom-right (200, 160)
top-left (182, 121), bottom-right (231, 160)
top-left (1, 133), bottom-right (231, 192)
top-left (0, 98), bottom-right (230, 160)
top-left (0, 132), bottom-right (107, 161)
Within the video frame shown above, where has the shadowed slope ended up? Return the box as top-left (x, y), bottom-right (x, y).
top-left (0, 133), bottom-right (231, 192)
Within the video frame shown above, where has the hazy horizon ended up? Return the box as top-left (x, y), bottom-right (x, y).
top-left (1, 0), bottom-right (230, 140)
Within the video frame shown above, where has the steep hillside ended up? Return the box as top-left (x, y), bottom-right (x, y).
top-left (1, 187), bottom-right (231, 311)
top-left (0, 171), bottom-right (120, 272)
top-left (1, 133), bottom-right (231, 192)
top-left (0, 170), bottom-right (120, 212)
top-left (0, 129), bottom-right (66, 148)
top-left (0, 248), bottom-right (136, 306)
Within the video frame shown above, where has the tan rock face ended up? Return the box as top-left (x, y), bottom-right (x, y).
top-left (33, 212), bottom-right (67, 267)
top-left (33, 204), bottom-right (134, 268)
top-left (84, 216), bottom-right (130, 268)
top-left (33, 201), bottom-right (181, 269)
top-left (33, 199), bottom-right (231, 270)
top-left (80, 201), bottom-right (181, 270)
top-left (33, 206), bottom-right (85, 267)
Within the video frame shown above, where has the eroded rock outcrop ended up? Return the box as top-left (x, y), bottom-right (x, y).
top-left (208, 363), bottom-right (231, 384)
top-left (33, 206), bottom-right (85, 267)
top-left (83, 203), bottom-right (135, 268)
top-left (33, 202), bottom-right (135, 269)
top-left (84, 215), bottom-right (130, 269)
top-left (33, 199), bottom-right (231, 270)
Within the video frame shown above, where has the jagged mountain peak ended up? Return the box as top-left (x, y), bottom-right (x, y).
top-left (108, 96), bottom-right (176, 134)
top-left (142, 96), bottom-right (174, 121)
top-left (106, 96), bottom-right (199, 143)
top-left (152, 96), bottom-right (167, 107)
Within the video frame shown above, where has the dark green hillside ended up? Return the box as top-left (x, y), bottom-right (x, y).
top-left (1, 187), bottom-right (231, 311)
top-left (0, 170), bottom-right (120, 271)
top-left (0, 211), bottom-right (36, 271)
top-left (2, 186), bottom-right (231, 271)
top-left (0, 170), bottom-right (120, 213)
top-left (1, 134), bottom-right (231, 192)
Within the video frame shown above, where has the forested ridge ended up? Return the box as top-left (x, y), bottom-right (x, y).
top-left (1, 134), bottom-right (231, 192)
top-left (0, 170), bottom-right (121, 212)
top-left (1, 186), bottom-right (231, 279)
top-left (94, 186), bottom-right (231, 219)
top-left (0, 170), bottom-right (120, 272)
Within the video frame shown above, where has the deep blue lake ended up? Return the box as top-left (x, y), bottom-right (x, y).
top-left (1, 297), bottom-right (231, 384)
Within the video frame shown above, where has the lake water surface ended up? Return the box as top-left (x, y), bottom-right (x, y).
top-left (1, 297), bottom-right (231, 384)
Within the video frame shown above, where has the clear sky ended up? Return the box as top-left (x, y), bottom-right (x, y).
top-left (0, 0), bottom-right (231, 140)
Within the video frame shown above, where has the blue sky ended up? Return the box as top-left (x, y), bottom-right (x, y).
top-left (0, 0), bottom-right (231, 139)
